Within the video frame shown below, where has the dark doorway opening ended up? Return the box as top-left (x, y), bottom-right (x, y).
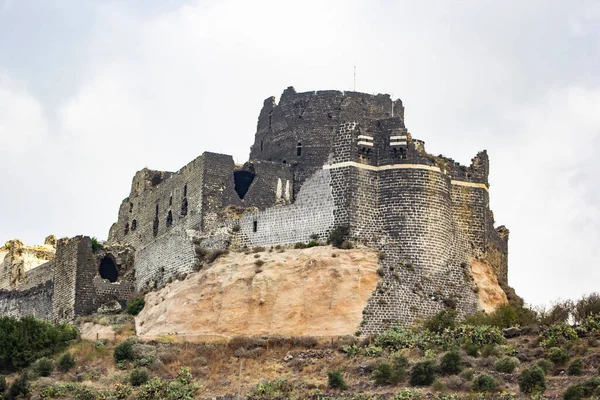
top-left (233, 171), bottom-right (255, 200)
top-left (99, 256), bottom-right (118, 283)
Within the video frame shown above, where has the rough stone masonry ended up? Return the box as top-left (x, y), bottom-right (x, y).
top-left (0, 87), bottom-right (519, 332)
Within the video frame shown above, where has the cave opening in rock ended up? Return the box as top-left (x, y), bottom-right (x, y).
top-left (99, 256), bottom-right (118, 283)
top-left (233, 171), bottom-right (255, 200)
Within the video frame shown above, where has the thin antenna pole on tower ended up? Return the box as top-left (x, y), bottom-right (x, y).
top-left (353, 65), bottom-right (356, 92)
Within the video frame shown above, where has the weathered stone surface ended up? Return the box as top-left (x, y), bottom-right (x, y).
top-left (135, 246), bottom-right (380, 338)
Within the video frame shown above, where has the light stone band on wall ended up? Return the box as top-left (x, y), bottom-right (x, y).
top-left (323, 161), bottom-right (489, 191)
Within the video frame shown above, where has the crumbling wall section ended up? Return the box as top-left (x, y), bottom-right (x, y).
top-left (0, 279), bottom-right (54, 320)
top-left (52, 237), bottom-right (81, 324)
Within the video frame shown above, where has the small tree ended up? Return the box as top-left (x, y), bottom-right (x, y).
top-left (327, 369), bottom-right (347, 390)
top-left (114, 340), bottom-right (134, 363)
top-left (471, 374), bottom-right (497, 392)
top-left (410, 360), bottom-right (436, 386)
top-left (567, 358), bottom-right (584, 376)
top-left (125, 297), bottom-right (145, 316)
top-left (35, 357), bottom-right (53, 377)
top-left (130, 368), bottom-right (149, 386)
top-left (518, 366), bottom-right (546, 395)
top-left (58, 353), bottom-right (76, 372)
top-left (440, 350), bottom-right (462, 375)
top-left (423, 310), bottom-right (457, 334)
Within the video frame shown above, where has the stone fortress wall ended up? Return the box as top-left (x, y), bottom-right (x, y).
top-left (0, 86), bottom-right (517, 332)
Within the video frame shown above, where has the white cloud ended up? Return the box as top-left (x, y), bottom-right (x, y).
top-left (0, 73), bottom-right (47, 156)
top-left (492, 86), bottom-right (600, 305)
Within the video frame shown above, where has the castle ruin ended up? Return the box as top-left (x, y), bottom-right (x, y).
top-left (0, 87), bottom-right (519, 333)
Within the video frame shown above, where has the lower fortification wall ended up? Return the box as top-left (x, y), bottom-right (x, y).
top-left (0, 280), bottom-right (54, 320)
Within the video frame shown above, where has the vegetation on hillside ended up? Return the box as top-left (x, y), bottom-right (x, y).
top-left (1, 294), bottom-right (600, 399)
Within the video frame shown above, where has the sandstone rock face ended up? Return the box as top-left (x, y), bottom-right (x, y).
top-left (136, 246), bottom-right (380, 339)
top-left (469, 257), bottom-right (508, 313)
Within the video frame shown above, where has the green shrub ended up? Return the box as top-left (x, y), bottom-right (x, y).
top-left (471, 374), bottom-right (497, 392)
top-left (518, 366), bottom-right (546, 395)
top-left (130, 368), bottom-right (149, 386)
top-left (423, 310), bottom-right (457, 334)
top-left (306, 240), bottom-right (319, 248)
top-left (538, 300), bottom-right (573, 326)
top-left (540, 323), bottom-right (579, 348)
top-left (493, 356), bottom-right (519, 373)
top-left (125, 297), bottom-right (145, 316)
top-left (371, 355), bottom-right (409, 384)
top-left (460, 368), bottom-right (475, 381)
top-left (439, 350), bottom-right (462, 375)
top-left (73, 385), bottom-right (96, 400)
top-left (328, 226), bottom-right (350, 248)
top-left (536, 359), bottom-right (554, 374)
top-left (409, 360), bottom-right (436, 386)
top-left (91, 237), bottom-right (100, 252)
top-left (7, 372), bottom-right (29, 399)
top-left (327, 369), bottom-right (348, 390)
top-left (250, 378), bottom-right (292, 397)
top-left (114, 340), bottom-right (134, 363)
top-left (58, 352), bottom-right (76, 372)
top-left (294, 242), bottom-right (307, 249)
top-left (563, 385), bottom-right (585, 400)
top-left (464, 304), bottom-right (538, 328)
top-left (35, 357), bottom-right (54, 377)
top-left (547, 347), bottom-right (569, 364)
top-left (464, 342), bottom-right (480, 357)
top-left (567, 358), bottom-right (584, 376)
top-left (0, 316), bottom-right (78, 371)
top-left (480, 344), bottom-right (500, 357)
top-left (0, 375), bottom-right (6, 393)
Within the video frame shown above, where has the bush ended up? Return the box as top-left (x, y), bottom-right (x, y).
top-left (480, 344), bottom-right (500, 358)
top-left (409, 360), bottom-right (436, 386)
top-left (464, 304), bottom-right (538, 328)
top-left (540, 323), bottom-right (579, 348)
top-left (35, 357), bottom-right (54, 377)
top-left (464, 342), bottom-right (480, 357)
top-left (58, 352), bottom-right (76, 372)
top-left (73, 385), bottom-right (96, 400)
top-left (130, 368), bottom-right (149, 386)
top-left (372, 355), bottom-right (409, 384)
top-left (306, 240), bottom-right (319, 248)
top-left (114, 340), bottom-right (134, 363)
top-left (294, 242), bottom-right (307, 249)
top-left (0, 316), bottom-right (78, 371)
top-left (538, 300), bottom-right (573, 326)
top-left (423, 310), bottom-right (457, 334)
top-left (7, 372), bottom-right (29, 399)
top-left (563, 385), bottom-right (586, 400)
top-left (567, 358), bottom-right (584, 376)
top-left (328, 226), bottom-right (350, 248)
top-left (493, 356), bottom-right (519, 373)
top-left (327, 369), bottom-right (347, 390)
top-left (518, 366), bottom-right (546, 395)
top-left (547, 347), bottom-right (570, 364)
top-left (573, 293), bottom-right (600, 324)
top-left (125, 297), bottom-right (145, 315)
top-left (460, 368), bottom-right (475, 381)
top-left (439, 350), bottom-right (462, 375)
top-left (0, 375), bottom-right (6, 393)
top-left (91, 236), bottom-right (100, 252)
top-left (471, 374), bottom-right (497, 392)
top-left (536, 359), bottom-right (554, 374)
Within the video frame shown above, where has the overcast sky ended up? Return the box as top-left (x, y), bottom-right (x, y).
top-left (1, 0), bottom-right (599, 307)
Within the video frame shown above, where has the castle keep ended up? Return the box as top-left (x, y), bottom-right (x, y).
top-left (0, 87), bottom-right (518, 332)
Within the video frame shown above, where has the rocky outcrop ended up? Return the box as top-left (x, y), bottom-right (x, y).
top-left (136, 246), bottom-right (380, 339)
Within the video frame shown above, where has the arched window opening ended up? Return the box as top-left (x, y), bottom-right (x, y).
top-left (183, 184), bottom-right (188, 197)
top-left (233, 171), bottom-right (255, 200)
top-left (169, 196), bottom-right (173, 206)
top-left (260, 140), bottom-right (263, 152)
top-left (166, 210), bottom-right (173, 227)
top-left (99, 256), bottom-right (118, 283)
top-left (296, 142), bottom-right (302, 157)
